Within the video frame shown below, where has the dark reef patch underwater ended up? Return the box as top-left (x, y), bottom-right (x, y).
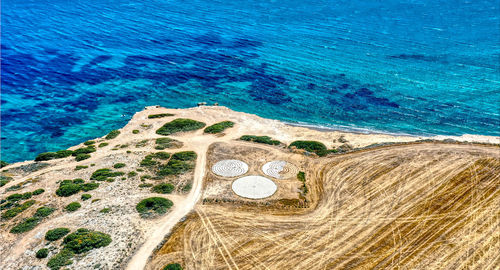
top-left (1, 0), bottom-right (499, 162)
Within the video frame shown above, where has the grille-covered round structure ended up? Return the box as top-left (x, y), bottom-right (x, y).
top-left (262, 160), bottom-right (299, 179)
top-left (231, 176), bottom-right (277, 199)
top-left (212, 159), bottom-right (249, 177)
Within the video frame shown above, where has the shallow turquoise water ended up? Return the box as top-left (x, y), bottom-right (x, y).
top-left (1, 0), bottom-right (499, 162)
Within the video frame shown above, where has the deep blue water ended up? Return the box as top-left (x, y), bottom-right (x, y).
top-left (1, 0), bottom-right (499, 162)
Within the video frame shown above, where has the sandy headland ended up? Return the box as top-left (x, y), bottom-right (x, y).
top-left (1, 106), bottom-right (499, 270)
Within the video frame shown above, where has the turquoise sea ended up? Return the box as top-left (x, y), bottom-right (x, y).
top-left (1, 0), bottom-right (499, 162)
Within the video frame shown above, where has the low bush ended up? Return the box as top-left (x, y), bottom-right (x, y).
top-left (63, 228), bottom-right (112, 254)
top-left (33, 189), bottom-right (45, 195)
top-left (65, 202), bottom-right (81, 212)
top-left (36, 248), bottom-right (49, 259)
top-left (75, 165), bottom-right (88, 170)
top-left (45, 228), bottom-right (71, 241)
top-left (128, 171), bottom-right (137, 178)
top-left (47, 249), bottom-right (73, 270)
top-left (81, 194), bottom-right (92, 201)
top-left (163, 263), bottom-right (183, 270)
top-left (7, 193), bottom-right (23, 201)
top-left (289, 140), bottom-right (328, 156)
top-left (171, 151), bottom-right (196, 161)
top-left (105, 130), bottom-right (120, 140)
top-left (98, 142), bottom-right (109, 148)
top-left (72, 178), bottom-right (84, 184)
top-left (240, 135), bottom-right (281, 145)
top-left (204, 121), bottom-right (234, 134)
top-left (181, 183), bottom-right (192, 192)
top-left (35, 206), bottom-right (56, 218)
top-left (132, 129), bottom-right (140, 134)
top-left (297, 171), bottom-right (306, 182)
top-left (84, 140), bottom-right (95, 146)
top-left (113, 163), bottom-right (126, 169)
top-left (152, 183), bottom-right (175, 194)
top-left (140, 152), bottom-right (171, 167)
top-left (75, 154), bottom-right (91, 161)
top-left (156, 118), bottom-right (206, 136)
top-left (157, 159), bottom-right (194, 176)
top-left (56, 182), bottom-right (81, 197)
top-left (139, 183), bottom-right (153, 188)
top-left (81, 182), bottom-right (99, 192)
top-left (100, 208), bottom-right (110, 213)
top-left (71, 146), bottom-right (96, 156)
top-left (136, 140), bottom-right (148, 147)
top-left (0, 160), bottom-right (9, 168)
top-left (155, 137), bottom-right (178, 150)
top-left (90, 169), bottom-right (125, 181)
top-left (136, 197), bottom-right (173, 217)
top-left (1, 200), bottom-right (36, 219)
top-left (148, 113), bottom-right (174, 119)
top-left (10, 217), bottom-right (41, 234)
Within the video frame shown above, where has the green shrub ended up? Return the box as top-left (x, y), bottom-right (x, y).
top-left (128, 171), bottom-right (137, 178)
top-left (240, 135), bottom-right (281, 145)
top-left (35, 150), bottom-right (74, 162)
top-left (7, 193), bottom-right (23, 201)
top-left (105, 130), bottom-right (120, 140)
top-left (155, 137), bottom-right (177, 150)
top-left (47, 249), bottom-right (73, 270)
top-left (136, 140), bottom-right (148, 147)
top-left (45, 228), bottom-right (71, 241)
top-left (163, 263), bottom-right (183, 270)
top-left (75, 165), bottom-right (88, 170)
top-left (289, 141), bottom-right (328, 156)
top-left (10, 217), bottom-right (41, 233)
top-left (136, 197), bottom-right (173, 217)
top-left (72, 178), bottom-right (85, 184)
top-left (56, 182), bottom-right (81, 197)
top-left (84, 140), bottom-right (95, 146)
top-left (81, 194), bottom-right (92, 201)
top-left (36, 248), bottom-right (49, 259)
top-left (139, 183), bottom-right (153, 188)
top-left (98, 142), bottom-right (109, 148)
top-left (140, 152), bottom-right (170, 167)
top-left (113, 163), bottom-right (126, 169)
top-left (171, 151), bottom-right (197, 161)
top-left (71, 146), bottom-right (96, 156)
top-left (75, 154), bottom-right (91, 161)
top-left (204, 121), bottom-right (234, 134)
top-left (81, 182), bottom-right (99, 192)
top-left (22, 192), bottom-right (33, 199)
top-left (148, 113), bottom-right (174, 119)
top-left (1, 200), bottom-right (36, 219)
top-left (100, 208), bottom-right (111, 213)
top-left (158, 159), bottom-right (194, 176)
top-left (156, 118), bottom-right (206, 136)
top-left (90, 169), bottom-right (124, 181)
top-left (152, 183), bottom-right (175, 194)
top-left (35, 206), bottom-right (56, 218)
top-left (297, 171), bottom-right (306, 182)
top-left (32, 189), bottom-right (44, 196)
top-left (132, 129), bottom-right (140, 134)
top-left (181, 183), bottom-right (192, 192)
top-left (0, 201), bottom-right (14, 210)
top-left (0, 160), bottom-right (9, 168)
top-left (65, 202), bottom-right (81, 212)
top-left (63, 228), bottom-right (112, 254)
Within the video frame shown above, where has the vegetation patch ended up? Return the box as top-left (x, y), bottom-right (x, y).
top-left (35, 206), bottom-right (56, 218)
top-left (113, 163), bottom-right (126, 169)
top-left (75, 154), bottom-right (91, 161)
top-left (71, 146), bottom-right (96, 156)
top-left (157, 151), bottom-right (196, 176)
top-left (105, 130), bottom-right (121, 140)
top-left (297, 171), bottom-right (308, 194)
top-left (56, 180), bottom-right (82, 197)
top-left (132, 129), bottom-right (140, 134)
top-left (75, 165), bottom-right (88, 170)
top-left (240, 135), bottom-right (281, 145)
top-left (136, 197), bottom-right (173, 217)
top-left (148, 113), bottom-right (174, 119)
top-left (47, 249), bottom-right (74, 270)
top-left (140, 152), bottom-right (171, 167)
top-left (63, 228), bottom-right (112, 254)
top-left (45, 228), bottom-right (71, 241)
top-left (33, 188), bottom-right (45, 195)
top-left (128, 171), bottom-right (137, 178)
top-left (1, 200), bottom-right (36, 219)
top-left (156, 118), bottom-right (206, 136)
top-left (100, 208), bottom-right (111, 213)
top-left (136, 139), bottom-right (149, 148)
top-left (81, 182), bottom-right (99, 191)
top-left (90, 168), bottom-right (125, 181)
top-left (36, 248), bottom-right (49, 259)
top-left (152, 183), bottom-right (175, 194)
top-left (84, 140), bottom-right (95, 146)
top-left (0, 175), bottom-right (12, 187)
top-left (155, 137), bottom-right (182, 150)
top-left (289, 140), bottom-right (328, 156)
top-left (163, 263), bottom-right (183, 270)
top-left (35, 150), bottom-right (74, 161)
top-left (64, 202), bottom-right (81, 212)
top-left (98, 142), bottom-right (109, 148)
top-left (204, 121), bottom-right (234, 134)
top-left (81, 194), bottom-right (92, 201)
top-left (139, 183), bottom-right (153, 188)
top-left (0, 160), bottom-right (9, 168)
top-left (10, 206), bottom-right (55, 234)
top-left (171, 151), bottom-right (197, 161)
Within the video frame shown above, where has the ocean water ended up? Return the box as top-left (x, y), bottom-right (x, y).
top-left (1, 0), bottom-right (499, 162)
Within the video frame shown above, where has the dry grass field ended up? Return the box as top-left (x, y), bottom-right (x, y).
top-left (148, 142), bottom-right (499, 270)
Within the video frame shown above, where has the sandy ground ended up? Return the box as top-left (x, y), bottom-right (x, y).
top-left (1, 105), bottom-right (498, 270)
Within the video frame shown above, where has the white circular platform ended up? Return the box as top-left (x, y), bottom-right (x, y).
top-left (212, 159), bottom-right (249, 177)
top-left (262, 160), bottom-right (299, 179)
top-left (232, 176), bottom-right (277, 199)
